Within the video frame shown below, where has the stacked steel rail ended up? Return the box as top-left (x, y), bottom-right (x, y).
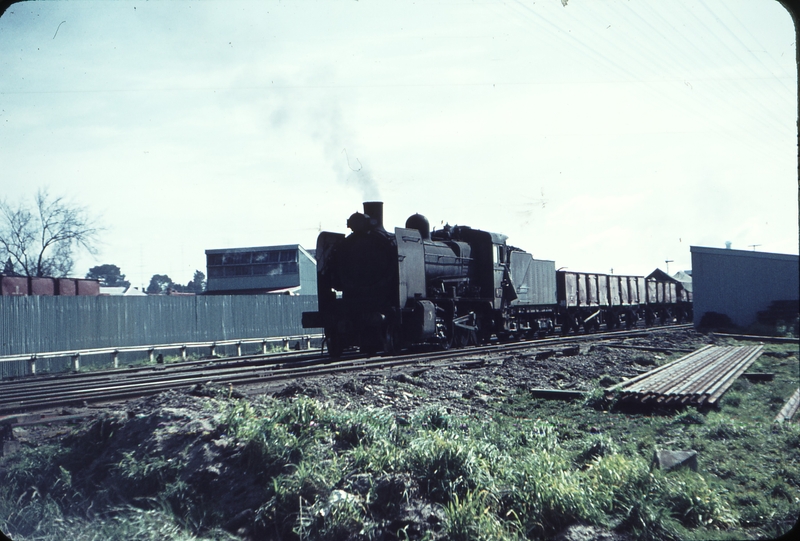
top-left (775, 388), bottom-right (800, 422)
top-left (607, 345), bottom-right (764, 407)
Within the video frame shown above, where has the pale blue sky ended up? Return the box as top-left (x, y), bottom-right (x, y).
top-left (1, 0), bottom-right (796, 287)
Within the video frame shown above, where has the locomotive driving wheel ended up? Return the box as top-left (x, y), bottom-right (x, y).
top-left (381, 323), bottom-right (401, 355)
top-left (476, 315), bottom-right (492, 345)
top-left (325, 331), bottom-right (343, 357)
top-left (452, 325), bottom-right (471, 348)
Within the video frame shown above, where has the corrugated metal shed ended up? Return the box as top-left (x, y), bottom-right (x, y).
top-left (690, 246), bottom-right (799, 328)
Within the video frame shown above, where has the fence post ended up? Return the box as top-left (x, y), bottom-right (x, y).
top-left (28, 356), bottom-right (36, 376)
top-left (303, 336), bottom-right (310, 350)
top-left (236, 341), bottom-right (242, 356)
top-left (282, 338), bottom-right (289, 352)
top-left (262, 340), bottom-right (268, 354)
top-left (181, 346), bottom-right (187, 361)
top-left (72, 353), bottom-right (81, 372)
top-left (148, 349), bottom-right (155, 363)
top-left (210, 343), bottom-right (216, 357)
top-left (112, 350), bottom-right (119, 369)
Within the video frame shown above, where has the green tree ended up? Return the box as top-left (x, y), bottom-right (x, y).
top-left (146, 274), bottom-right (173, 295)
top-left (86, 264), bottom-right (131, 288)
top-left (0, 189), bottom-right (102, 277)
top-left (186, 270), bottom-right (206, 293)
top-left (2, 257), bottom-right (16, 276)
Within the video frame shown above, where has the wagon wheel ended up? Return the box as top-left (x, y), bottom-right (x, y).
top-left (571, 314), bottom-right (582, 333)
top-left (609, 310), bottom-right (621, 330)
top-left (560, 315), bottom-right (572, 335)
top-left (625, 310), bottom-right (635, 329)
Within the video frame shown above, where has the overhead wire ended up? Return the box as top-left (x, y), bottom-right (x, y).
top-left (708, 0), bottom-right (795, 93)
top-left (620, 0), bottom-right (794, 151)
top-left (501, 0), bottom-right (795, 164)
top-left (578, 0), bottom-right (791, 138)
top-left (678, 0), bottom-right (794, 131)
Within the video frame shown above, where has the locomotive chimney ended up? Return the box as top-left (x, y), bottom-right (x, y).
top-left (363, 201), bottom-right (384, 230)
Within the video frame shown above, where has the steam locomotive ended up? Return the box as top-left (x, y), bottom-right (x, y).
top-left (301, 202), bottom-right (691, 356)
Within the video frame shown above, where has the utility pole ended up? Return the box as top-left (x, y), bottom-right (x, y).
top-left (749, 244), bottom-right (761, 251)
top-left (665, 259), bottom-right (673, 274)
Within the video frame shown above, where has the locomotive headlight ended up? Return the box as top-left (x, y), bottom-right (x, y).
top-left (369, 312), bottom-right (386, 324)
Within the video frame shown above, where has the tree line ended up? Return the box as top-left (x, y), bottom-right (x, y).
top-left (2, 189), bottom-right (205, 294)
top-left (85, 264), bottom-right (206, 295)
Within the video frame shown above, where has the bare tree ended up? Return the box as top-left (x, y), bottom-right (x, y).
top-left (0, 189), bottom-right (103, 277)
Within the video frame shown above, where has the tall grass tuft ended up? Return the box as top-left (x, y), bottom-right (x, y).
top-left (443, 490), bottom-right (520, 541)
top-left (406, 432), bottom-right (484, 502)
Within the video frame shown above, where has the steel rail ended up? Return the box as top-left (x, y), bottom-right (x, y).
top-left (0, 348), bottom-right (489, 415)
top-left (710, 333), bottom-right (799, 345)
top-left (636, 347), bottom-right (751, 398)
top-left (655, 347), bottom-right (762, 405)
top-left (617, 346), bottom-right (746, 395)
top-left (706, 346), bottom-right (765, 404)
top-left (623, 347), bottom-right (728, 394)
top-left (1, 322), bottom-right (689, 393)
top-left (0, 349), bottom-right (321, 396)
top-left (609, 345), bottom-right (764, 407)
top-left (606, 345), bottom-right (714, 391)
top-left (670, 348), bottom-right (750, 395)
top-left (775, 388), bottom-right (800, 422)
top-left (0, 323), bottom-right (692, 416)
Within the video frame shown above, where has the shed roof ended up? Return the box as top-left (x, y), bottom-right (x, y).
top-left (690, 246), bottom-right (799, 262)
top-left (205, 244), bottom-right (316, 263)
top-left (646, 268), bottom-right (679, 282)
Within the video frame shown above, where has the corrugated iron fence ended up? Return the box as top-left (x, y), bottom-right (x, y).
top-left (0, 294), bottom-right (319, 357)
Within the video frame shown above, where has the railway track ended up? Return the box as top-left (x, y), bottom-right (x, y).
top-left (0, 324), bottom-right (692, 418)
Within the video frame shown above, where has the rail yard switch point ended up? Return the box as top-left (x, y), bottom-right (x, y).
top-left (653, 449), bottom-right (698, 472)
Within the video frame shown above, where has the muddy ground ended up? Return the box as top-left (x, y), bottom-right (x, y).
top-left (15, 328), bottom-right (709, 441)
top-left (7, 328), bottom-right (723, 540)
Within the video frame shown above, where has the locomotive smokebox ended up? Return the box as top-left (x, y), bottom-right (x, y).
top-left (363, 201), bottom-right (384, 230)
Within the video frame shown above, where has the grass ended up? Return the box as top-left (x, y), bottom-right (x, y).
top-left (1, 340), bottom-right (798, 540)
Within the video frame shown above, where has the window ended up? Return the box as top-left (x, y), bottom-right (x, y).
top-left (226, 252), bottom-right (251, 265)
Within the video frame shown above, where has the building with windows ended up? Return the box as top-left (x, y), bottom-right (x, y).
top-left (205, 244), bottom-right (317, 295)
